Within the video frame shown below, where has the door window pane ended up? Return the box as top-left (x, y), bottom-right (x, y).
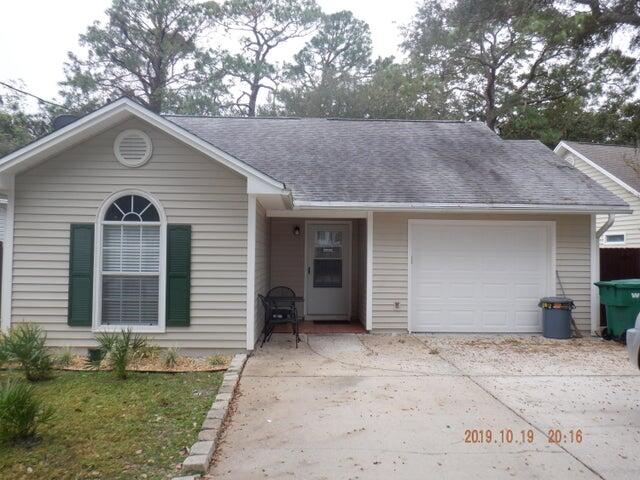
top-left (314, 259), bottom-right (342, 288)
top-left (316, 230), bottom-right (342, 247)
top-left (314, 230), bottom-right (343, 258)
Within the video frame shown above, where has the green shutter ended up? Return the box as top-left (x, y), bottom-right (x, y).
top-left (166, 225), bottom-right (191, 327)
top-left (68, 224), bottom-right (94, 326)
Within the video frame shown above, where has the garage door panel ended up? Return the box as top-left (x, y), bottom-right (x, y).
top-left (449, 310), bottom-right (475, 327)
top-left (515, 282), bottom-right (543, 299)
top-left (483, 283), bottom-right (509, 298)
top-left (415, 281), bottom-right (443, 298)
top-left (515, 310), bottom-right (540, 328)
top-left (482, 310), bottom-right (508, 328)
top-left (414, 309), bottom-right (444, 329)
top-left (410, 221), bottom-right (553, 333)
top-left (450, 282), bottom-right (476, 299)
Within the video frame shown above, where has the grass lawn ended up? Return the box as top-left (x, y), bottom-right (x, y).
top-left (0, 369), bottom-right (223, 480)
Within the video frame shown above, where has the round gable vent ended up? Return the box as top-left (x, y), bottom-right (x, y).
top-left (114, 129), bottom-right (153, 167)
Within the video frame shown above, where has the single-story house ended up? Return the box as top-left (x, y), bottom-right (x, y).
top-left (555, 141), bottom-right (640, 248)
top-left (0, 98), bottom-right (629, 353)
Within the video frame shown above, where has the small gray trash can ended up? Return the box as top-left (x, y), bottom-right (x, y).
top-left (538, 297), bottom-right (574, 339)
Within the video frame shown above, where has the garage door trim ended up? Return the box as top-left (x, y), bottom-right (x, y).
top-left (407, 219), bottom-right (556, 333)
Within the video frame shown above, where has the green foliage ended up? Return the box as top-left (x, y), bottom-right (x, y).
top-left (0, 379), bottom-right (54, 443)
top-left (55, 347), bottom-right (74, 368)
top-left (0, 87), bottom-right (51, 156)
top-left (0, 333), bottom-right (7, 367)
top-left (220, 0), bottom-right (322, 116)
top-left (564, 0), bottom-right (640, 48)
top-left (277, 10), bottom-right (372, 117)
top-left (59, 0), bottom-right (225, 114)
top-left (2, 324), bottom-right (53, 382)
top-left (402, 0), bottom-right (636, 130)
top-left (501, 97), bottom-right (640, 147)
top-left (96, 330), bottom-right (148, 379)
top-left (161, 347), bottom-right (180, 368)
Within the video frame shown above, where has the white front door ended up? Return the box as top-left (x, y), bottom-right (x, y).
top-left (409, 220), bottom-right (554, 333)
top-left (305, 223), bottom-right (351, 320)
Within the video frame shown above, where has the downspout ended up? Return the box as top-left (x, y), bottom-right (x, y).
top-left (596, 213), bottom-right (615, 240)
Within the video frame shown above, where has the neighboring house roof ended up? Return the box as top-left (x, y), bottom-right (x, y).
top-left (0, 98), bottom-right (629, 212)
top-left (556, 141), bottom-right (640, 197)
top-left (166, 115), bottom-right (627, 210)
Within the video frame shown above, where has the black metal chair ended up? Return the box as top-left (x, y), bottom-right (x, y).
top-left (259, 286), bottom-right (300, 348)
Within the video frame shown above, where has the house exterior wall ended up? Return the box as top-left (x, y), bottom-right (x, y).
top-left (269, 218), bottom-right (361, 320)
top-left (11, 118), bottom-right (248, 351)
top-left (372, 212), bottom-right (592, 332)
top-left (254, 200), bottom-right (269, 344)
top-left (269, 218), bottom-right (305, 304)
top-left (561, 152), bottom-right (640, 248)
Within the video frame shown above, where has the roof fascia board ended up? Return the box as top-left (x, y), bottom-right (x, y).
top-left (555, 142), bottom-right (640, 199)
top-left (0, 98), bottom-right (285, 192)
top-left (292, 200), bottom-right (631, 214)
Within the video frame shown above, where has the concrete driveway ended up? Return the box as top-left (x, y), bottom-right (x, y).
top-left (210, 334), bottom-right (640, 479)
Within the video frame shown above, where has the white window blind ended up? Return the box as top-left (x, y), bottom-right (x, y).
top-left (100, 195), bottom-right (161, 326)
top-left (103, 225), bottom-right (160, 273)
top-left (102, 276), bottom-right (159, 326)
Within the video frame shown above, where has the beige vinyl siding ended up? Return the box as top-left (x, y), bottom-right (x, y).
top-left (269, 218), bottom-right (305, 301)
top-left (372, 212), bottom-right (592, 332)
top-left (563, 152), bottom-right (640, 247)
top-left (254, 200), bottom-right (269, 344)
top-left (12, 118), bottom-right (248, 351)
top-left (269, 218), bottom-right (361, 319)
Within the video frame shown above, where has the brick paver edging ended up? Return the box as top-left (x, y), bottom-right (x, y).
top-left (175, 353), bottom-right (247, 477)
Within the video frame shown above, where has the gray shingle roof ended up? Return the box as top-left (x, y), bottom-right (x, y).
top-left (563, 141), bottom-right (640, 193)
top-left (165, 116), bottom-right (627, 208)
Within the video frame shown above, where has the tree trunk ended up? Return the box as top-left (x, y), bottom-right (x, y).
top-left (484, 66), bottom-right (498, 131)
top-left (486, 111), bottom-right (498, 131)
top-left (148, 89), bottom-right (163, 113)
top-left (247, 80), bottom-right (260, 117)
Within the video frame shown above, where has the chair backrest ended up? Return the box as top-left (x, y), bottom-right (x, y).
top-left (258, 294), bottom-right (271, 309)
top-left (267, 286), bottom-right (295, 298)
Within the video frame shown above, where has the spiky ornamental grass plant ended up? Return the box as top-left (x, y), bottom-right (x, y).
top-left (96, 329), bottom-right (148, 379)
top-left (0, 379), bottom-right (54, 443)
top-left (161, 347), bottom-right (180, 369)
top-left (2, 324), bottom-right (53, 382)
top-left (55, 347), bottom-right (74, 368)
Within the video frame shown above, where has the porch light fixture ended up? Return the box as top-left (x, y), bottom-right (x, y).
top-left (293, 225), bottom-right (301, 236)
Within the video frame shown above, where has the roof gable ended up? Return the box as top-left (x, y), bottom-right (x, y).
top-left (556, 141), bottom-right (640, 199)
top-left (0, 98), bottom-right (285, 194)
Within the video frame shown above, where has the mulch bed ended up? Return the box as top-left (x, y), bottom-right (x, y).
top-left (2, 354), bottom-right (231, 373)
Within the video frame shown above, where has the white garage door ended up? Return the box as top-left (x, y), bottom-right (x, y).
top-left (409, 220), bottom-right (554, 333)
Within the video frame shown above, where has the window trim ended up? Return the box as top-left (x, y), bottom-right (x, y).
top-left (602, 232), bottom-right (626, 245)
top-left (92, 189), bottom-right (167, 333)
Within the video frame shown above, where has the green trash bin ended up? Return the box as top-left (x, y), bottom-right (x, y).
top-left (594, 279), bottom-right (640, 337)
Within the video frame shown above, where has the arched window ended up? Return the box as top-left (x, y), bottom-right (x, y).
top-left (99, 193), bottom-right (164, 327)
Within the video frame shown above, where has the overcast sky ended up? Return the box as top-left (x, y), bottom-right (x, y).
top-left (0, 0), bottom-right (419, 106)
